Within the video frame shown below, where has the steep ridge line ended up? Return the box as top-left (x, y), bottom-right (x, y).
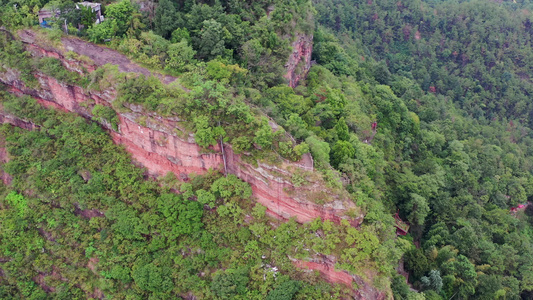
top-left (4, 74), bottom-right (360, 225)
top-left (19, 29), bottom-right (178, 85)
top-left (0, 106), bottom-right (383, 298)
top-left (1, 33), bottom-right (362, 226)
top-left (0, 33), bottom-right (392, 296)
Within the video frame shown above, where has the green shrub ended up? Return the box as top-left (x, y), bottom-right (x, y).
top-left (92, 104), bottom-right (119, 131)
top-left (38, 57), bottom-right (85, 86)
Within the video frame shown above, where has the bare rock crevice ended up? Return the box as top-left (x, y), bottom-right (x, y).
top-left (284, 33), bottom-right (314, 88)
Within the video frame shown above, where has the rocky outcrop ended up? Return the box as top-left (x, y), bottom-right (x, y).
top-left (18, 30), bottom-right (176, 84)
top-left (2, 68), bottom-right (360, 226)
top-left (3, 31), bottom-right (361, 225)
top-left (284, 33), bottom-right (313, 88)
top-left (293, 256), bottom-right (387, 300)
top-left (0, 34), bottom-right (385, 295)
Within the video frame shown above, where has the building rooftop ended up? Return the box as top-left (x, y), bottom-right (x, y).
top-left (77, 2), bottom-right (101, 8)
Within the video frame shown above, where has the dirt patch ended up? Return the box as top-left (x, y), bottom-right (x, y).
top-left (90, 288), bottom-right (105, 299)
top-left (38, 227), bottom-right (57, 242)
top-left (34, 273), bottom-right (56, 293)
top-left (87, 257), bottom-right (99, 274)
top-left (73, 203), bottom-right (105, 219)
top-left (0, 146), bottom-right (12, 185)
top-left (517, 71), bottom-right (531, 82)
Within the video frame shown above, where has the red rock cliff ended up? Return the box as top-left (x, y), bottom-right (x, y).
top-left (293, 257), bottom-right (387, 300)
top-left (0, 34), bottom-right (393, 297)
top-left (284, 33), bottom-right (313, 88)
top-left (1, 52), bottom-right (360, 227)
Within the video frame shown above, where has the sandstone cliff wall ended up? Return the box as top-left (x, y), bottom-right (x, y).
top-left (292, 256), bottom-right (387, 300)
top-left (2, 69), bottom-right (360, 226)
top-left (284, 33), bottom-right (313, 88)
top-left (0, 34), bottom-right (391, 296)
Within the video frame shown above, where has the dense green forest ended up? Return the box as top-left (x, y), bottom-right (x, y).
top-left (2, 0), bottom-right (533, 299)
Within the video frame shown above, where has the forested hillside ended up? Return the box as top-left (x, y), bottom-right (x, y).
top-left (1, 0), bottom-right (533, 299)
top-left (311, 0), bottom-right (533, 299)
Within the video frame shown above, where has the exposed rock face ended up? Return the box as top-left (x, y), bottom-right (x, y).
top-left (0, 103), bottom-right (379, 298)
top-left (284, 33), bottom-right (313, 88)
top-left (2, 70), bottom-right (360, 226)
top-left (0, 35), bottom-right (386, 295)
top-left (0, 144), bottom-right (11, 185)
top-left (2, 31), bottom-right (360, 225)
top-left (293, 259), bottom-right (387, 300)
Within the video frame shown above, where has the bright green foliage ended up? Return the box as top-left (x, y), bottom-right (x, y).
top-left (0, 33), bottom-right (37, 87)
top-left (196, 19), bottom-right (228, 60)
top-left (206, 60), bottom-right (247, 84)
top-left (404, 193), bottom-right (430, 226)
top-left (132, 263), bottom-right (173, 292)
top-left (279, 141), bottom-right (309, 161)
top-left (312, 28), bottom-right (358, 77)
top-left (196, 189), bottom-right (216, 208)
top-left (210, 174), bottom-right (252, 202)
top-left (156, 193), bottom-right (203, 237)
top-left (38, 57), bottom-right (85, 85)
top-left (104, 0), bottom-right (135, 37)
top-left (294, 142), bottom-right (310, 156)
top-left (117, 74), bottom-right (184, 111)
top-left (79, 5), bottom-right (96, 29)
top-left (0, 3), bottom-right (36, 28)
top-left (0, 94), bottom-right (358, 298)
top-left (253, 117), bottom-right (274, 149)
top-left (5, 191), bottom-right (27, 217)
top-left (266, 280), bottom-right (301, 300)
top-left (265, 85), bottom-right (312, 118)
top-left (165, 40), bottom-right (196, 74)
top-left (339, 223), bottom-right (381, 274)
top-left (285, 114), bottom-right (309, 140)
top-left (305, 135), bottom-right (330, 168)
top-left (170, 28), bottom-right (191, 44)
top-left (91, 104), bottom-right (119, 131)
top-left (334, 117), bottom-right (349, 141)
top-left (331, 140), bottom-right (355, 169)
top-left (193, 115), bottom-right (225, 148)
top-left (106, 265), bottom-right (132, 283)
top-left (442, 255), bottom-right (478, 298)
top-left (231, 136), bottom-right (252, 154)
top-left (87, 19), bottom-right (118, 43)
top-left (210, 267), bottom-right (249, 299)
top-left (5, 0), bottom-right (533, 298)
top-left (392, 274), bottom-right (418, 300)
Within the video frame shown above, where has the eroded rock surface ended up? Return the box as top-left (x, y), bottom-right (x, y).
top-left (2, 69), bottom-right (359, 226)
top-left (0, 34), bottom-right (386, 296)
top-left (284, 33), bottom-right (313, 88)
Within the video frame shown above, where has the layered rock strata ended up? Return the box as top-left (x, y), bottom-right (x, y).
top-left (0, 32), bottom-right (391, 297)
top-left (2, 67), bottom-right (360, 227)
top-left (293, 258), bottom-right (387, 300)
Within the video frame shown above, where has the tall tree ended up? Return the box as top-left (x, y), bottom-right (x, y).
top-left (154, 0), bottom-right (177, 39)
